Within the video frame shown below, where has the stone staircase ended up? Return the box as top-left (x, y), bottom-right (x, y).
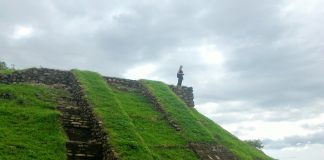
top-left (58, 76), bottom-right (117, 160)
top-left (58, 102), bottom-right (103, 160)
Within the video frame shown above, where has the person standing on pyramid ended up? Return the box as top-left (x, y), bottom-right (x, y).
top-left (177, 65), bottom-right (184, 86)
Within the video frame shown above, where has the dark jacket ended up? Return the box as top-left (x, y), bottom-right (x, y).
top-left (177, 70), bottom-right (184, 79)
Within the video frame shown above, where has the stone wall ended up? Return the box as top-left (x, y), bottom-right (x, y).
top-left (105, 77), bottom-right (141, 89)
top-left (0, 68), bottom-right (72, 85)
top-left (104, 77), bottom-right (195, 108)
top-left (169, 85), bottom-right (195, 107)
top-left (0, 68), bottom-right (116, 160)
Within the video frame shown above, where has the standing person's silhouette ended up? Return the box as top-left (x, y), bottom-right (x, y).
top-left (177, 65), bottom-right (184, 86)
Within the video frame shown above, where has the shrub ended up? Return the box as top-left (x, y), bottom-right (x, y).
top-left (244, 139), bottom-right (264, 150)
top-left (0, 61), bottom-right (8, 70)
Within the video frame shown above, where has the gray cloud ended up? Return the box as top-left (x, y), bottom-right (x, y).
top-left (263, 130), bottom-right (324, 149)
top-left (1, 1), bottom-right (324, 158)
top-left (200, 100), bottom-right (324, 124)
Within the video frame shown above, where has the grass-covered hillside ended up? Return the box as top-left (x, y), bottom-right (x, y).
top-left (74, 70), bottom-right (272, 160)
top-left (0, 68), bottom-right (272, 160)
top-left (0, 83), bottom-right (67, 160)
top-left (74, 70), bottom-right (198, 160)
top-left (141, 80), bottom-right (272, 160)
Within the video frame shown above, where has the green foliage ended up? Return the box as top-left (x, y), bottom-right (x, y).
top-left (0, 69), bottom-right (14, 74)
top-left (0, 61), bottom-right (14, 74)
top-left (244, 139), bottom-right (264, 150)
top-left (141, 80), bottom-right (273, 160)
top-left (0, 84), bottom-right (67, 160)
top-left (0, 61), bottom-right (8, 70)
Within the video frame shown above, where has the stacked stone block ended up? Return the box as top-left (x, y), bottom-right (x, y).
top-left (169, 85), bottom-right (195, 107)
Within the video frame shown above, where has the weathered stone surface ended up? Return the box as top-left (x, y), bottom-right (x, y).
top-left (66, 141), bottom-right (102, 160)
top-left (189, 142), bottom-right (238, 160)
top-left (169, 85), bottom-right (195, 107)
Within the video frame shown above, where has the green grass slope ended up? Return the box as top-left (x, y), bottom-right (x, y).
top-left (73, 70), bottom-right (272, 160)
top-left (0, 68), bottom-right (272, 160)
top-left (111, 84), bottom-right (198, 160)
top-left (141, 80), bottom-right (272, 160)
top-left (0, 83), bottom-right (67, 160)
top-left (73, 70), bottom-right (156, 160)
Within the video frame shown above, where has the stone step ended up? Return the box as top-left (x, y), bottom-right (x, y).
top-left (189, 143), bottom-right (238, 160)
top-left (60, 109), bottom-right (92, 120)
top-left (64, 127), bottom-right (94, 142)
top-left (58, 106), bottom-right (85, 115)
top-left (58, 105), bottom-right (81, 110)
top-left (63, 116), bottom-right (91, 122)
top-left (63, 121), bottom-right (91, 129)
top-left (66, 141), bottom-right (102, 160)
top-left (62, 113), bottom-right (91, 121)
top-left (62, 117), bottom-right (91, 128)
top-left (63, 115), bottom-right (88, 120)
top-left (58, 105), bottom-right (91, 114)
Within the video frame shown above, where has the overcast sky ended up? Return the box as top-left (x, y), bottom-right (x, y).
top-left (1, 0), bottom-right (324, 159)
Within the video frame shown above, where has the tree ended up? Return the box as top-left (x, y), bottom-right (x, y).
top-left (0, 61), bottom-right (8, 70)
top-left (244, 139), bottom-right (264, 150)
